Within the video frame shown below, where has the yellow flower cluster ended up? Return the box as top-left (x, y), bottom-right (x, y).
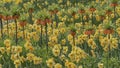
top-left (65, 60), bottom-right (76, 68)
top-left (100, 36), bottom-right (118, 52)
top-left (46, 58), bottom-right (55, 68)
top-left (98, 63), bottom-right (104, 68)
top-left (87, 38), bottom-right (97, 50)
top-left (52, 44), bottom-right (61, 57)
top-left (68, 46), bottom-right (87, 63)
top-left (0, 39), bottom-right (42, 68)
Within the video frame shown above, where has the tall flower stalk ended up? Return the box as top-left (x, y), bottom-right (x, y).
top-left (85, 26), bottom-right (95, 39)
top-left (48, 3), bottom-right (59, 28)
top-left (106, 8), bottom-right (112, 21)
top-left (70, 26), bottom-right (76, 46)
top-left (23, 2), bottom-right (34, 25)
top-left (35, 11), bottom-right (44, 46)
top-left (89, 6), bottom-right (96, 26)
top-left (0, 0), bottom-right (4, 39)
top-left (0, 16), bottom-right (3, 39)
top-left (36, 10), bottom-right (51, 52)
top-left (44, 14), bottom-right (51, 54)
top-left (78, 7), bottom-right (85, 28)
top-left (2, 9), bottom-right (11, 37)
top-left (19, 13), bottom-right (27, 39)
top-left (11, 5), bottom-right (20, 46)
top-left (70, 7), bottom-right (78, 25)
top-left (111, 0), bottom-right (118, 19)
top-left (110, 0), bottom-right (118, 36)
top-left (45, 21), bottom-right (48, 53)
top-left (36, 19), bottom-right (43, 46)
top-left (103, 22), bottom-right (114, 68)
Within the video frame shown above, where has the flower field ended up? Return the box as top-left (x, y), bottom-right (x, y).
top-left (0, 0), bottom-right (120, 68)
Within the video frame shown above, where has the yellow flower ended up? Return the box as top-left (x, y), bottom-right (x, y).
top-left (81, 35), bottom-right (87, 40)
top-left (111, 13), bottom-right (115, 18)
top-left (9, 30), bottom-right (14, 38)
top-left (11, 46), bottom-right (16, 54)
top-left (52, 45), bottom-right (60, 57)
top-left (24, 41), bottom-right (32, 50)
top-left (96, 0), bottom-right (99, 3)
top-left (95, 15), bottom-right (100, 21)
top-left (116, 7), bottom-right (120, 15)
top-left (75, 55), bottom-right (81, 63)
top-left (3, 0), bottom-right (11, 3)
top-left (98, 63), bottom-right (104, 68)
top-left (26, 53), bottom-right (35, 62)
top-left (67, 34), bottom-right (73, 41)
top-left (74, 14), bottom-right (79, 19)
top-left (6, 47), bottom-right (11, 54)
top-left (53, 29), bottom-right (59, 36)
top-left (44, 1), bottom-right (48, 5)
top-left (116, 27), bottom-right (120, 35)
top-left (62, 46), bottom-right (68, 54)
top-left (49, 35), bottom-right (58, 44)
top-left (111, 38), bottom-right (118, 49)
top-left (83, 15), bottom-right (88, 20)
top-left (33, 56), bottom-right (42, 65)
top-left (20, 56), bottom-right (26, 63)
top-left (11, 54), bottom-right (19, 61)
top-left (67, 1), bottom-right (71, 6)
top-left (28, 45), bottom-right (34, 52)
top-left (60, 55), bottom-right (65, 61)
top-left (66, 62), bottom-right (76, 68)
top-left (78, 65), bottom-right (83, 68)
top-left (14, 0), bottom-right (22, 4)
top-left (75, 23), bottom-right (82, 28)
top-left (54, 63), bottom-right (62, 68)
top-left (100, 37), bottom-right (109, 47)
top-left (61, 39), bottom-right (66, 45)
top-left (91, 50), bottom-right (96, 57)
top-left (58, 22), bottom-right (65, 28)
top-left (46, 58), bottom-right (55, 68)
top-left (53, 21), bottom-right (57, 28)
top-left (87, 39), bottom-right (94, 46)
top-left (78, 37), bottom-right (84, 45)
top-left (0, 47), bottom-right (5, 54)
top-left (91, 44), bottom-right (97, 50)
top-left (35, 25), bottom-right (40, 31)
top-left (14, 60), bottom-right (21, 68)
top-left (59, 28), bottom-right (66, 34)
top-left (68, 52), bottom-right (75, 61)
top-left (103, 46), bottom-right (109, 52)
top-left (15, 46), bottom-right (22, 53)
top-left (17, 32), bottom-right (22, 39)
top-left (4, 39), bottom-right (11, 47)
top-left (33, 34), bottom-right (39, 42)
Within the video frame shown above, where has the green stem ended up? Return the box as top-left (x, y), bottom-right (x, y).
top-left (55, 14), bottom-right (58, 28)
top-left (114, 6), bottom-right (116, 19)
top-left (107, 34), bottom-right (110, 68)
top-left (7, 20), bottom-right (9, 36)
top-left (0, 18), bottom-right (3, 39)
top-left (15, 19), bottom-right (18, 46)
top-left (29, 13), bottom-right (33, 25)
top-left (45, 23), bottom-right (48, 54)
top-left (92, 12), bottom-right (94, 26)
top-left (81, 14), bottom-right (84, 29)
top-left (73, 35), bottom-right (75, 46)
top-left (23, 26), bottom-right (25, 39)
top-left (40, 25), bottom-right (43, 46)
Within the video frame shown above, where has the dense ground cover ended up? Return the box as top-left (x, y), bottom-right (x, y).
top-left (0, 0), bottom-right (120, 68)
